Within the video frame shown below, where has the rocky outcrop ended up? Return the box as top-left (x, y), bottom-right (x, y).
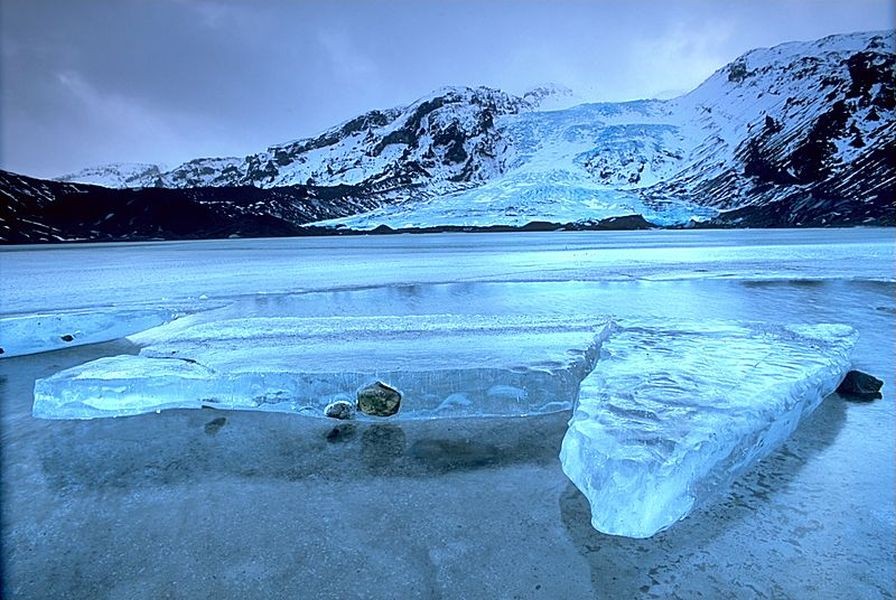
top-left (324, 399), bottom-right (357, 420)
top-left (836, 370), bottom-right (884, 399)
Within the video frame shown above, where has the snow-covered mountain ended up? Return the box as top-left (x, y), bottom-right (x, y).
top-left (0, 170), bottom-right (380, 243)
top-left (322, 30), bottom-right (896, 229)
top-left (55, 162), bottom-right (169, 188)
top-left (28, 29), bottom-right (896, 235)
top-left (59, 86), bottom-right (544, 193)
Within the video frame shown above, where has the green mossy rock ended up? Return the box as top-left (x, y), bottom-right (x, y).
top-left (357, 381), bottom-right (402, 417)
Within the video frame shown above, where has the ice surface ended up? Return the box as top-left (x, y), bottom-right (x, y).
top-left (0, 308), bottom-right (176, 358)
top-left (323, 173), bottom-right (715, 230)
top-left (3, 230), bottom-right (892, 317)
top-left (32, 355), bottom-right (211, 418)
top-left (560, 321), bottom-right (857, 538)
top-left (33, 315), bottom-right (612, 420)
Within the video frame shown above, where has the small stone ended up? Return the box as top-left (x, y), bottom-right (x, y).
top-left (60, 334), bottom-right (74, 342)
top-left (324, 399), bottom-right (356, 420)
top-left (836, 370), bottom-right (884, 399)
top-left (357, 381), bottom-right (402, 417)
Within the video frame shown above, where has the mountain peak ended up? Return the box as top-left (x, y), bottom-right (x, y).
top-left (521, 83), bottom-right (579, 110)
top-left (41, 30), bottom-right (894, 235)
top-left (55, 162), bottom-right (168, 188)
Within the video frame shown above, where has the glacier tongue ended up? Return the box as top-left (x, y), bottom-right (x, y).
top-left (560, 322), bottom-right (857, 539)
top-left (33, 315), bottom-right (613, 420)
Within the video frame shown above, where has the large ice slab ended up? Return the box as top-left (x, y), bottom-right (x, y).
top-left (0, 308), bottom-right (176, 358)
top-left (34, 315), bottom-right (612, 420)
top-left (560, 322), bottom-right (856, 538)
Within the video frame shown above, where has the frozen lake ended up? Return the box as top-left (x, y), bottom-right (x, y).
top-left (2, 228), bottom-right (893, 315)
top-left (1, 229), bottom-right (894, 597)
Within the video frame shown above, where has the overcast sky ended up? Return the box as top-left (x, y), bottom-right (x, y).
top-left (1, 0), bottom-right (892, 178)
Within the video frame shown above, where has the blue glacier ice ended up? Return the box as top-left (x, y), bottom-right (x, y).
top-left (33, 314), bottom-right (612, 420)
top-left (0, 308), bottom-right (176, 358)
top-left (559, 321), bottom-right (857, 538)
top-left (25, 301), bottom-right (859, 539)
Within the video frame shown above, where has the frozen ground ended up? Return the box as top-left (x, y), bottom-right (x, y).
top-left (1, 229), bottom-right (894, 598)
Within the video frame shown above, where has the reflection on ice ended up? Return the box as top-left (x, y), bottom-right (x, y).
top-left (560, 322), bottom-right (856, 538)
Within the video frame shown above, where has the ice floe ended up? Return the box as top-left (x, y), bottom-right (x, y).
top-left (0, 308), bottom-right (176, 358)
top-left (28, 313), bottom-right (857, 539)
top-left (560, 321), bottom-right (856, 538)
top-left (33, 315), bottom-right (612, 420)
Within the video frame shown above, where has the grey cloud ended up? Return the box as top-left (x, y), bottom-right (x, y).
top-left (1, 0), bottom-right (893, 177)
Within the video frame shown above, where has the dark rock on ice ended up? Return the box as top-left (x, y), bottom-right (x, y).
top-left (836, 370), bottom-right (884, 399)
top-left (357, 381), bottom-right (402, 417)
top-left (60, 334), bottom-right (74, 342)
top-left (324, 399), bottom-right (356, 420)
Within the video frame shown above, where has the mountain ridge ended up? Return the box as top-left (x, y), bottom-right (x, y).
top-left (3, 29), bottom-right (893, 242)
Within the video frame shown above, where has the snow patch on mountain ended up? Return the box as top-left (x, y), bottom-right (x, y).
top-left (56, 163), bottom-right (168, 188)
top-left (53, 30), bottom-right (895, 230)
top-left (521, 83), bottom-right (583, 111)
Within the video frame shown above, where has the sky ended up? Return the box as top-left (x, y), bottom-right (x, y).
top-left (1, 0), bottom-right (893, 178)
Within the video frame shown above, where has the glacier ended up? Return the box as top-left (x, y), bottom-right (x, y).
top-left (317, 101), bottom-right (717, 230)
top-left (47, 31), bottom-right (894, 234)
top-left (33, 315), bottom-right (612, 420)
top-left (560, 321), bottom-right (857, 538)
